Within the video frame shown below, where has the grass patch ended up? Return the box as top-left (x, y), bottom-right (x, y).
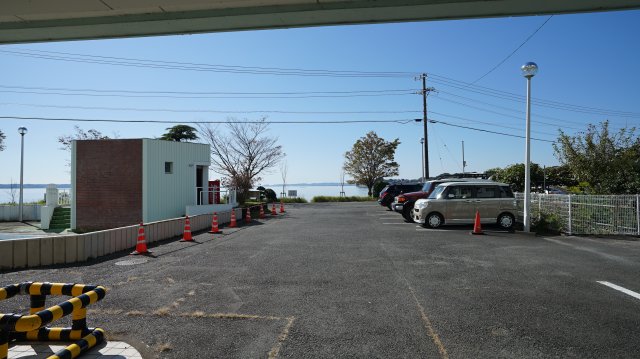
top-left (152, 307), bottom-right (171, 316)
top-left (311, 196), bottom-right (375, 203)
top-left (280, 197), bottom-right (308, 203)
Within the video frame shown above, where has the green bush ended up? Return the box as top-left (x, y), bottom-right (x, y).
top-left (281, 197), bottom-right (308, 203)
top-left (531, 213), bottom-right (564, 235)
top-left (312, 196), bottom-right (374, 203)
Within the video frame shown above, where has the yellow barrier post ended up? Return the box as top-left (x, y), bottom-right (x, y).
top-left (0, 282), bottom-right (107, 359)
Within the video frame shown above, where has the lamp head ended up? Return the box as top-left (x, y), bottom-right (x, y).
top-left (18, 127), bottom-right (28, 135)
top-left (521, 62), bottom-right (538, 78)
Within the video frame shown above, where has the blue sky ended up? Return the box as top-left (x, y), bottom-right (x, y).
top-left (0, 10), bottom-right (638, 186)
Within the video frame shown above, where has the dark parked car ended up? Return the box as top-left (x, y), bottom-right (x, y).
top-left (393, 174), bottom-right (491, 221)
top-left (378, 183), bottom-right (422, 209)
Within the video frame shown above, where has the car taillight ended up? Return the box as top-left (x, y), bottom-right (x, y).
top-left (397, 196), bottom-right (406, 203)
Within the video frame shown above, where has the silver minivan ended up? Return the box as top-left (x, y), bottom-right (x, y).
top-left (413, 181), bottom-right (517, 229)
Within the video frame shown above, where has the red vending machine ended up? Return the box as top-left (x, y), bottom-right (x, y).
top-left (209, 180), bottom-right (221, 204)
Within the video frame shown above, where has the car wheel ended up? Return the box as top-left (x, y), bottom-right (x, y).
top-left (402, 205), bottom-right (414, 222)
top-left (387, 204), bottom-right (392, 210)
top-left (497, 213), bottom-right (515, 230)
top-left (426, 213), bottom-right (443, 229)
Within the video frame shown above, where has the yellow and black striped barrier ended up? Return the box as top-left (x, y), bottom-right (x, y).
top-left (0, 282), bottom-right (107, 359)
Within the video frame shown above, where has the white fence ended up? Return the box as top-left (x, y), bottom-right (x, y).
top-left (0, 205), bottom-right (41, 221)
top-left (516, 193), bottom-right (640, 235)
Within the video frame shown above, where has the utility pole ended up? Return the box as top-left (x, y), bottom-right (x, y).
top-left (462, 140), bottom-right (466, 174)
top-left (419, 73), bottom-right (435, 180)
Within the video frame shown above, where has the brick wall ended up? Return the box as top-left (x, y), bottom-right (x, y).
top-left (76, 139), bottom-right (142, 230)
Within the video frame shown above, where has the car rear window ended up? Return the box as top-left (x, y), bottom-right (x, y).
top-left (500, 186), bottom-right (515, 198)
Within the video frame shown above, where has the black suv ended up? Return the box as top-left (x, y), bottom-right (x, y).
top-left (378, 183), bottom-right (423, 209)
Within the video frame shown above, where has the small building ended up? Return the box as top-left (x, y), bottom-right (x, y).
top-left (71, 139), bottom-right (211, 231)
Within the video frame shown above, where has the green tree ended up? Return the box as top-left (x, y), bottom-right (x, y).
top-left (343, 131), bottom-right (400, 196)
top-left (160, 125), bottom-right (199, 142)
top-left (491, 163), bottom-right (544, 192)
top-left (553, 121), bottom-right (640, 194)
top-left (544, 165), bottom-right (577, 188)
top-left (0, 129), bottom-right (5, 151)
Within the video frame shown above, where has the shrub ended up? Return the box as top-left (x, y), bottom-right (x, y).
top-left (281, 197), bottom-right (308, 203)
top-left (312, 196), bottom-right (374, 203)
top-left (531, 213), bottom-right (564, 235)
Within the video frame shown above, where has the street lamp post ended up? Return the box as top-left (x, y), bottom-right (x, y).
top-left (420, 138), bottom-right (425, 181)
top-left (521, 62), bottom-right (538, 232)
top-left (18, 127), bottom-right (28, 222)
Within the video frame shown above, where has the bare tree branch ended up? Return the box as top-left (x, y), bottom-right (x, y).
top-left (198, 118), bottom-right (285, 203)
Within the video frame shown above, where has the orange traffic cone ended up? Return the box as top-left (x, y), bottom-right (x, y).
top-left (180, 216), bottom-right (193, 242)
top-left (208, 212), bottom-right (221, 234)
top-left (246, 207), bottom-right (252, 223)
top-left (229, 209), bottom-right (237, 228)
top-left (131, 223), bottom-right (150, 255)
top-left (271, 203), bottom-right (277, 215)
top-left (280, 200), bottom-right (285, 213)
top-left (471, 210), bottom-right (484, 235)
top-left (259, 204), bottom-right (265, 219)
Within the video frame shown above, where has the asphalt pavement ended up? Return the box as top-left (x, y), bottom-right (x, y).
top-left (1, 202), bottom-right (639, 358)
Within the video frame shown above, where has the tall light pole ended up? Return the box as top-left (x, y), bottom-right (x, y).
top-left (420, 137), bottom-right (425, 181)
top-left (18, 126), bottom-right (28, 222)
top-left (521, 62), bottom-right (538, 232)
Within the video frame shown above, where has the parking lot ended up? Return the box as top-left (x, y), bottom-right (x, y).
top-left (2, 202), bottom-right (640, 358)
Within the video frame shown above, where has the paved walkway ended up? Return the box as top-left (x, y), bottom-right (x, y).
top-left (8, 341), bottom-right (142, 358)
top-left (0, 222), bottom-right (69, 240)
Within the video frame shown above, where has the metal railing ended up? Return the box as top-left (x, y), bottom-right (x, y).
top-left (516, 193), bottom-right (640, 235)
top-left (58, 191), bottom-right (71, 206)
top-left (196, 187), bottom-right (236, 205)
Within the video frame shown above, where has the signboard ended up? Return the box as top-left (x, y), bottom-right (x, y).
top-left (288, 190), bottom-right (298, 198)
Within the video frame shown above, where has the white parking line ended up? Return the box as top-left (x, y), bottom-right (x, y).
top-left (416, 228), bottom-right (449, 232)
top-left (382, 223), bottom-right (409, 225)
top-left (597, 281), bottom-right (640, 301)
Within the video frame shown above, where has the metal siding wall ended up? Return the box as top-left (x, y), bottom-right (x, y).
top-left (143, 139), bottom-right (210, 223)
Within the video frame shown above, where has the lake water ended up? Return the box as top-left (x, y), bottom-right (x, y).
top-left (0, 185), bottom-right (369, 204)
top-left (267, 184), bottom-right (370, 200)
top-left (0, 187), bottom-right (69, 204)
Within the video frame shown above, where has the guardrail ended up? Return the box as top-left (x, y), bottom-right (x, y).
top-left (0, 281), bottom-right (107, 359)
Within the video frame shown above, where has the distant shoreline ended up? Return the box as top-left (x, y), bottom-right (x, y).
top-left (0, 184), bottom-right (71, 189)
top-left (262, 183), bottom-right (362, 187)
top-left (0, 183), bottom-right (356, 189)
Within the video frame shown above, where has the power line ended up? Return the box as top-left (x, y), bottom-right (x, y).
top-left (472, 16), bottom-right (553, 84)
top-left (0, 115), bottom-right (419, 124)
top-left (0, 102), bottom-right (421, 115)
top-left (0, 84), bottom-right (417, 96)
top-left (429, 110), bottom-right (558, 136)
top-left (0, 49), bottom-right (415, 78)
top-left (430, 119), bottom-right (555, 143)
top-left (2, 48), bottom-right (636, 118)
top-left (0, 113), bottom-right (557, 143)
top-left (0, 89), bottom-right (415, 100)
top-left (430, 73), bottom-right (640, 118)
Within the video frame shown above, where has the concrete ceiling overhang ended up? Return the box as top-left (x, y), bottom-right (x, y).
top-left (0, 0), bottom-right (639, 44)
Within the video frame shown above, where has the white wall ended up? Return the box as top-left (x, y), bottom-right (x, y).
top-left (142, 139), bottom-right (210, 223)
top-left (0, 205), bottom-right (41, 221)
